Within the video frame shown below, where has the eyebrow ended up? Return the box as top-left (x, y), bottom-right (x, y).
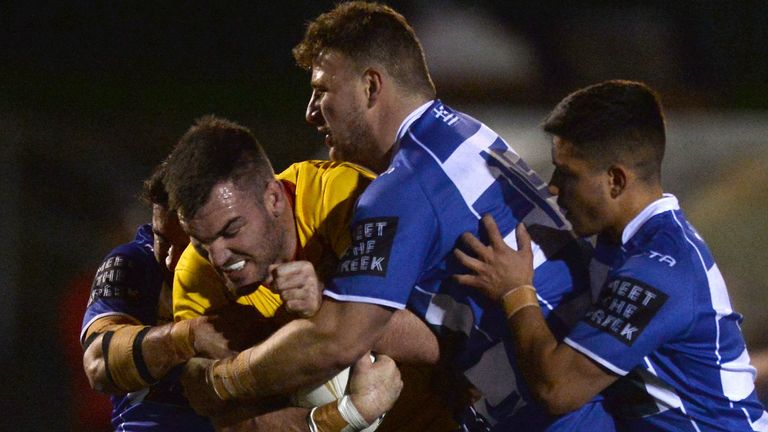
top-left (152, 229), bottom-right (168, 241)
top-left (196, 217), bottom-right (241, 244)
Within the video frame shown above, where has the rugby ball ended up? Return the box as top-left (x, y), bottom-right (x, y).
top-left (292, 366), bottom-right (383, 431)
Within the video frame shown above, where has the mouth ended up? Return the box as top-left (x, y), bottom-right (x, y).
top-left (318, 127), bottom-right (333, 148)
top-left (221, 259), bottom-right (246, 273)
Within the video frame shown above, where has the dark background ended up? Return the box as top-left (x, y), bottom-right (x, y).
top-left (1, 1), bottom-right (766, 430)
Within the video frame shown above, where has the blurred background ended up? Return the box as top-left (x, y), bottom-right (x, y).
top-left (1, 1), bottom-right (766, 430)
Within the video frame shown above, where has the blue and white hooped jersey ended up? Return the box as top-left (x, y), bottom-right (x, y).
top-left (80, 224), bottom-right (213, 432)
top-left (326, 101), bottom-right (614, 430)
top-left (564, 195), bottom-right (768, 431)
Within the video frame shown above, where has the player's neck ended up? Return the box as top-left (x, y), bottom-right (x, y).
top-left (374, 93), bottom-right (431, 169)
top-left (611, 184), bottom-right (664, 243)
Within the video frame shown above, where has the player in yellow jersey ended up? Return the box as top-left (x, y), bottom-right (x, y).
top-left (173, 158), bottom-right (372, 322)
top-left (168, 116), bottom-right (457, 431)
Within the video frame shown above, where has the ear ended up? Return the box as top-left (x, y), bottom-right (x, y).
top-left (607, 164), bottom-right (628, 198)
top-left (363, 68), bottom-right (383, 107)
top-left (263, 180), bottom-right (286, 218)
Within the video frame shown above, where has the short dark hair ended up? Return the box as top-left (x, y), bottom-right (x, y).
top-left (140, 160), bottom-right (169, 208)
top-left (542, 80), bottom-right (666, 183)
top-left (293, 1), bottom-right (435, 99)
top-left (164, 115), bottom-right (274, 219)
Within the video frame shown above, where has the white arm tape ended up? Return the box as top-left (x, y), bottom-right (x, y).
top-left (338, 395), bottom-right (369, 430)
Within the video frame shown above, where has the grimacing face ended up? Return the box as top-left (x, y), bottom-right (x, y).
top-left (548, 136), bottom-right (614, 238)
top-left (305, 50), bottom-right (381, 171)
top-left (151, 204), bottom-right (189, 286)
top-left (179, 180), bottom-right (286, 298)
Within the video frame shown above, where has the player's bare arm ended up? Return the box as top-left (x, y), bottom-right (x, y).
top-left (182, 351), bottom-right (402, 431)
top-left (454, 214), bottom-right (617, 414)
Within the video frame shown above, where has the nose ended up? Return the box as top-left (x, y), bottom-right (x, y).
top-left (207, 238), bottom-right (232, 269)
top-left (305, 91), bottom-right (323, 126)
top-left (165, 244), bottom-right (185, 273)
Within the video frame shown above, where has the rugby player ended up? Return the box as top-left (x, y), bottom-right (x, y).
top-left (455, 80), bottom-right (768, 430)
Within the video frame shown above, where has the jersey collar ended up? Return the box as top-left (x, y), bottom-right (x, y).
top-left (621, 193), bottom-right (680, 245)
top-left (396, 99), bottom-right (435, 141)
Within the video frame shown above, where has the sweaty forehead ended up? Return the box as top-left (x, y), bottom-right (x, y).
top-left (181, 182), bottom-right (248, 237)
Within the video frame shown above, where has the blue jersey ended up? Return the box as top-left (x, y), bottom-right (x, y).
top-left (326, 101), bottom-right (614, 430)
top-left (80, 225), bottom-right (213, 432)
top-left (564, 195), bottom-right (768, 431)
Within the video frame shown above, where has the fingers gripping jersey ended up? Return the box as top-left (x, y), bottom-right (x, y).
top-left (326, 101), bottom-right (615, 430)
top-left (80, 225), bottom-right (213, 431)
top-left (564, 195), bottom-right (768, 431)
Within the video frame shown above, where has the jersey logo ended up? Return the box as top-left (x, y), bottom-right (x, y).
top-left (584, 277), bottom-right (668, 346)
top-left (431, 105), bottom-right (460, 126)
top-left (88, 254), bottom-right (141, 306)
top-left (648, 250), bottom-right (676, 267)
top-left (337, 217), bottom-right (398, 277)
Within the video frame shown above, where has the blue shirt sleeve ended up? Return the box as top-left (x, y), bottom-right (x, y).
top-left (564, 253), bottom-right (694, 375)
top-left (325, 165), bottom-right (437, 309)
top-left (80, 238), bottom-right (161, 341)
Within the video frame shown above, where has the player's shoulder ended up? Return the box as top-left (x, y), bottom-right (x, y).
top-left (175, 242), bottom-right (209, 273)
top-left (613, 219), bottom-right (706, 302)
top-left (278, 160), bottom-right (376, 185)
top-left (634, 213), bottom-right (702, 272)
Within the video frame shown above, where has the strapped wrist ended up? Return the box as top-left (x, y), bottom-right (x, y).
top-left (207, 351), bottom-right (259, 401)
top-left (501, 284), bottom-right (539, 319)
top-left (308, 396), bottom-right (370, 432)
top-left (337, 395), bottom-right (370, 430)
top-left (307, 403), bottom-right (347, 432)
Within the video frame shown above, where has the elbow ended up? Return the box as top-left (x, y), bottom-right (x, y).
top-left (530, 383), bottom-right (587, 416)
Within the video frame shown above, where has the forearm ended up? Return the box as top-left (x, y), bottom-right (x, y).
top-left (506, 307), bottom-right (566, 408)
top-left (506, 304), bottom-right (614, 414)
top-left (373, 309), bottom-right (440, 365)
top-left (83, 319), bottom-right (195, 394)
top-left (209, 301), bottom-right (391, 401)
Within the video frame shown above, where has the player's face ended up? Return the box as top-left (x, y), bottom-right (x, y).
top-left (305, 50), bottom-right (380, 171)
top-left (548, 136), bottom-right (613, 237)
top-left (151, 205), bottom-right (189, 285)
top-left (180, 180), bottom-right (286, 298)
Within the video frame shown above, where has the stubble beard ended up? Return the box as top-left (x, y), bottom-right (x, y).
top-left (335, 107), bottom-right (386, 173)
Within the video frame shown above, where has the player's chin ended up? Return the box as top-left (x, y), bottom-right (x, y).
top-left (225, 271), bottom-right (264, 297)
top-left (328, 146), bottom-right (340, 162)
top-left (228, 281), bottom-right (260, 298)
